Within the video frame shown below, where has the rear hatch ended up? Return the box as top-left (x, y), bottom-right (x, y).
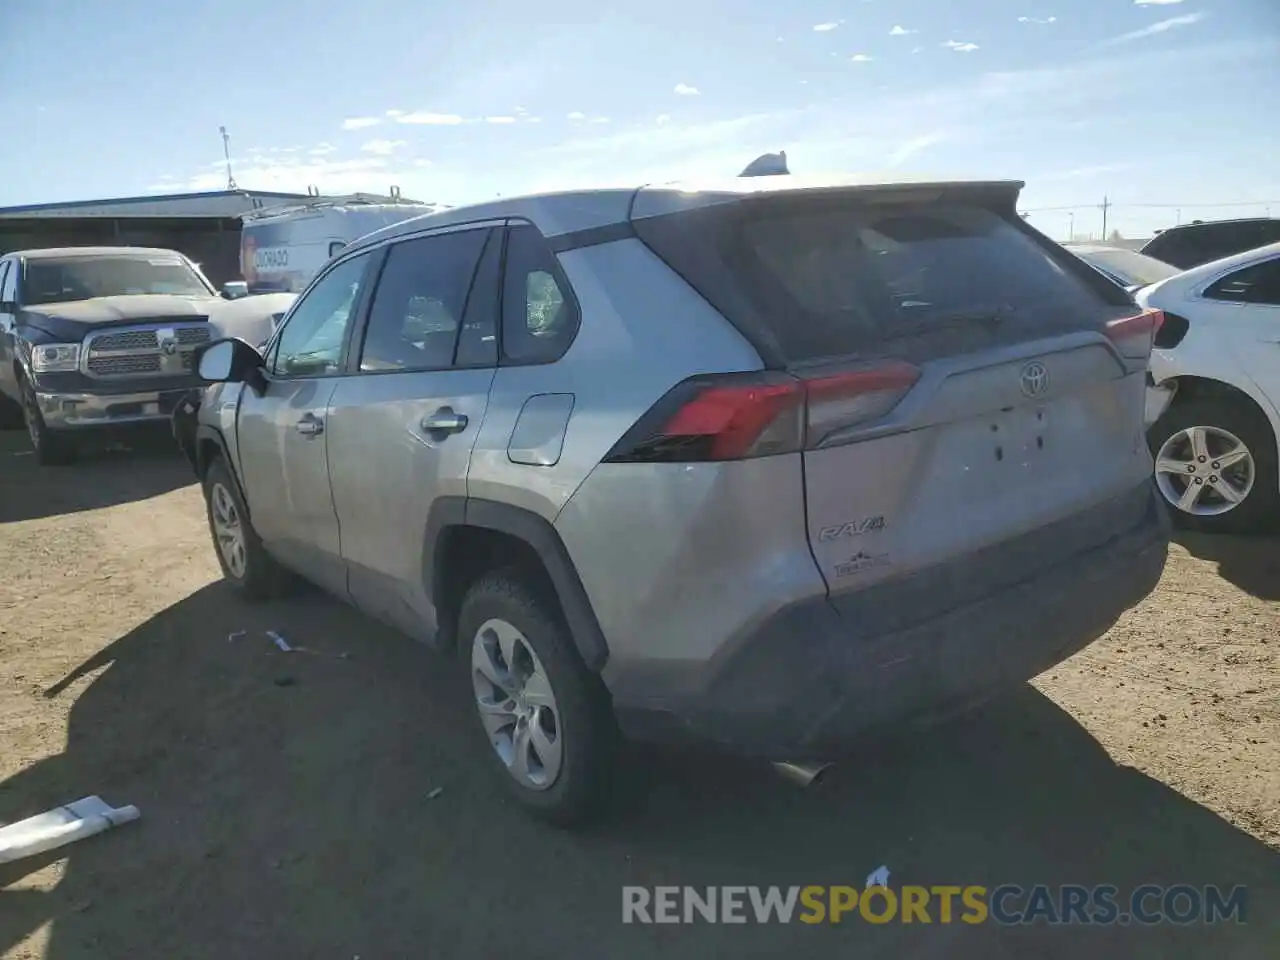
top-left (629, 182), bottom-right (1158, 603)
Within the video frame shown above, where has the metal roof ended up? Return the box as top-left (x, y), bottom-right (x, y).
top-left (0, 189), bottom-right (349, 219)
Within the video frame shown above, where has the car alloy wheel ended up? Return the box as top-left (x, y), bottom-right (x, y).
top-left (471, 617), bottom-right (564, 791)
top-left (209, 481), bottom-right (248, 578)
top-left (1154, 424), bottom-right (1255, 517)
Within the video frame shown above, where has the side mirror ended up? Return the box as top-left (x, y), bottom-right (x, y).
top-left (221, 281), bottom-right (249, 300)
top-left (196, 337), bottom-right (263, 386)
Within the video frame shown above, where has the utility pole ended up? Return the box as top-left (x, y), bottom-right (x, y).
top-left (1100, 194), bottom-right (1110, 240)
top-left (1068, 211), bottom-right (1074, 242)
top-left (220, 126), bottom-right (238, 191)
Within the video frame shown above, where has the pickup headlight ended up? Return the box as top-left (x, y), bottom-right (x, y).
top-left (29, 343), bottom-right (81, 373)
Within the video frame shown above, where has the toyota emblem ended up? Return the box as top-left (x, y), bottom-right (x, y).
top-left (160, 338), bottom-right (178, 357)
top-left (1020, 361), bottom-right (1049, 398)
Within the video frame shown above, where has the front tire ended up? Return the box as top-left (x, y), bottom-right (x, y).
top-left (202, 458), bottom-right (291, 598)
top-left (459, 570), bottom-right (617, 826)
top-left (19, 375), bottom-right (76, 465)
top-left (1150, 395), bottom-right (1279, 534)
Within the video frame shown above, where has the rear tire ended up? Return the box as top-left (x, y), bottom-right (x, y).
top-left (202, 458), bottom-right (292, 598)
top-left (19, 375), bottom-right (76, 465)
top-left (1149, 395), bottom-right (1279, 534)
top-left (459, 569), bottom-right (617, 826)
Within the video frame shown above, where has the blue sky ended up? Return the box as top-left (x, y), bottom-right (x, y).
top-left (1, 0), bottom-right (1277, 239)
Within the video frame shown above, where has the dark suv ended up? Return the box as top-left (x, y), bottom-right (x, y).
top-left (1141, 218), bottom-right (1280, 270)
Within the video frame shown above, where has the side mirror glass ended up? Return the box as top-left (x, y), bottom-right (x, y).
top-left (221, 281), bottom-right (249, 300)
top-left (196, 337), bottom-right (262, 384)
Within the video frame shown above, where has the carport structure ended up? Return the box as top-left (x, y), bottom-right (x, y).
top-left (0, 189), bottom-right (324, 287)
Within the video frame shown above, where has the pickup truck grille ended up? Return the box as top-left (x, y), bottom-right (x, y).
top-left (82, 321), bottom-right (211, 381)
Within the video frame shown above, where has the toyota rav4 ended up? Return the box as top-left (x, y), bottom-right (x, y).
top-left (184, 176), bottom-right (1169, 824)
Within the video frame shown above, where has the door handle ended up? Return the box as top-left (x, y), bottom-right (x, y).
top-left (295, 414), bottom-right (324, 436)
top-left (420, 408), bottom-right (468, 435)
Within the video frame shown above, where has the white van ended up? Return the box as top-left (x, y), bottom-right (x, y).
top-left (238, 192), bottom-right (445, 294)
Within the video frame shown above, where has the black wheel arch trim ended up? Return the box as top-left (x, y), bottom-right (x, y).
top-left (194, 423), bottom-right (252, 520)
top-left (424, 496), bottom-right (610, 672)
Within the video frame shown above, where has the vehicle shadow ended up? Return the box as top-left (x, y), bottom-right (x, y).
top-left (0, 429), bottom-right (192, 523)
top-left (1, 583), bottom-right (1276, 959)
top-left (1175, 530), bottom-right (1280, 601)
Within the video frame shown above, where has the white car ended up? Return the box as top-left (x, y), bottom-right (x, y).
top-left (1137, 241), bottom-right (1280, 532)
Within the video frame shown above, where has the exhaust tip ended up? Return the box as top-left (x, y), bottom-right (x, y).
top-left (771, 760), bottom-right (832, 788)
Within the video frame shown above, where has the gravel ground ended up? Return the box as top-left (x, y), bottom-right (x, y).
top-left (1, 431), bottom-right (1276, 959)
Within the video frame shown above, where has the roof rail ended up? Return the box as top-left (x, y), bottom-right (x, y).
top-left (242, 191), bottom-right (430, 222)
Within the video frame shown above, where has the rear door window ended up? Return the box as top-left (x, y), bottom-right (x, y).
top-left (1204, 259), bottom-right (1280, 306)
top-left (635, 199), bottom-right (1124, 364)
top-left (357, 229), bottom-right (488, 372)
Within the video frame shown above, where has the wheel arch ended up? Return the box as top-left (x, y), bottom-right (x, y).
top-left (424, 497), bottom-right (609, 672)
top-left (195, 424), bottom-right (253, 518)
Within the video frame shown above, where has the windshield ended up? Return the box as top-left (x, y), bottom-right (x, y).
top-left (1077, 247), bottom-right (1181, 288)
top-left (21, 255), bottom-right (212, 306)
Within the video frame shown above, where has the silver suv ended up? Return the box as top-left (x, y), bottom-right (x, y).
top-left (188, 176), bottom-right (1170, 823)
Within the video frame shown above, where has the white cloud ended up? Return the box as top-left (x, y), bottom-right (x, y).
top-left (342, 116), bottom-right (381, 130)
top-left (412, 158), bottom-right (434, 168)
top-left (361, 139), bottom-right (407, 155)
top-left (1135, 0), bottom-right (1184, 5)
top-left (1018, 16), bottom-right (1058, 24)
top-left (889, 25), bottom-right (917, 36)
top-left (385, 109), bottom-right (405, 118)
top-left (589, 116), bottom-right (611, 124)
top-left (309, 143), bottom-right (336, 156)
top-left (813, 22), bottom-right (840, 32)
top-left (776, 35), bottom-right (785, 42)
top-left (674, 83), bottom-right (700, 96)
top-left (911, 46), bottom-right (923, 54)
top-left (567, 111), bottom-right (587, 121)
top-left (850, 54), bottom-right (873, 62)
top-left (526, 117), bottom-right (543, 123)
top-left (1100, 12), bottom-right (1204, 47)
top-left (942, 40), bottom-right (980, 52)
top-left (887, 132), bottom-right (946, 167)
top-left (656, 114), bottom-right (672, 124)
top-left (514, 105), bottom-right (528, 115)
top-left (394, 111), bottom-right (466, 125)
top-left (486, 116), bottom-right (518, 124)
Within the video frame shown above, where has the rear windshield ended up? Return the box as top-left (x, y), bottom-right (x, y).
top-left (22, 255), bottom-right (211, 306)
top-left (634, 199), bottom-right (1128, 364)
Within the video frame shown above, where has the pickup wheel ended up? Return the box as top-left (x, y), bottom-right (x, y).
top-left (202, 458), bottom-right (292, 599)
top-left (19, 375), bottom-right (76, 465)
top-left (459, 569), bottom-right (617, 826)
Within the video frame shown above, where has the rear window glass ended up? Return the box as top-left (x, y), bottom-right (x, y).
top-left (635, 200), bottom-right (1121, 364)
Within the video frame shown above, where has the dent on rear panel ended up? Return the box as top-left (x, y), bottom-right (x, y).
top-left (508, 393), bottom-right (575, 466)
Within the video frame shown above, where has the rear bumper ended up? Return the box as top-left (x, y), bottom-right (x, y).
top-left (613, 482), bottom-right (1169, 757)
top-left (35, 388), bottom-right (191, 431)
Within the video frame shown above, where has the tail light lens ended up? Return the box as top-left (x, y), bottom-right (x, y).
top-left (1104, 309), bottom-right (1164, 359)
top-left (603, 363), bottom-right (920, 463)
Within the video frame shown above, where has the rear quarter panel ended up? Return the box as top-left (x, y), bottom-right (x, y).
top-left (467, 237), bottom-right (763, 520)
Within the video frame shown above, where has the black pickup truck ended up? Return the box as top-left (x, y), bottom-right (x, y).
top-left (0, 246), bottom-right (292, 464)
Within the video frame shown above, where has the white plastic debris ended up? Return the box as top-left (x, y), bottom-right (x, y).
top-left (266, 630), bottom-right (292, 652)
top-left (0, 796), bottom-right (140, 865)
top-left (865, 865), bottom-right (890, 889)
top-left (426, 787), bottom-right (444, 800)
top-left (228, 630), bottom-right (247, 643)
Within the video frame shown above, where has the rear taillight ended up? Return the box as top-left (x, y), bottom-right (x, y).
top-left (1104, 309), bottom-right (1163, 359)
top-left (602, 362), bottom-right (920, 463)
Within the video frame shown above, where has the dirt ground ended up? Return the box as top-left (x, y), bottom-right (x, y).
top-left (0, 429), bottom-right (1277, 959)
